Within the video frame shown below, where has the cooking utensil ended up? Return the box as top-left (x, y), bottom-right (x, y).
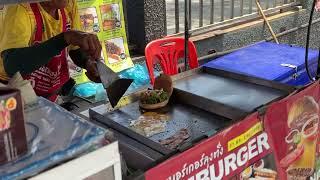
top-left (96, 60), bottom-right (133, 107)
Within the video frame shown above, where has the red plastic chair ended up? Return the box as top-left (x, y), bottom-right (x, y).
top-left (145, 37), bottom-right (199, 85)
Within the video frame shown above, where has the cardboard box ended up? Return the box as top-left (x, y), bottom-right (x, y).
top-left (0, 87), bottom-right (27, 165)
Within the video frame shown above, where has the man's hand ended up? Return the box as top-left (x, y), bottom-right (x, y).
top-left (85, 60), bottom-right (101, 83)
top-left (64, 30), bottom-right (102, 60)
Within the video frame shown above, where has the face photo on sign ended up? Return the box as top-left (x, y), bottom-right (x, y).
top-left (79, 7), bottom-right (100, 33)
top-left (105, 38), bottom-right (126, 64)
top-left (100, 4), bottom-right (121, 31)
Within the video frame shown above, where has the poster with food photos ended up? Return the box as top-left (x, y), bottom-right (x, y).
top-left (74, 0), bottom-right (133, 84)
top-left (264, 82), bottom-right (320, 179)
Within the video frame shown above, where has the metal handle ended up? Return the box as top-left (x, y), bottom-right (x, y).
top-left (281, 63), bottom-right (298, 79)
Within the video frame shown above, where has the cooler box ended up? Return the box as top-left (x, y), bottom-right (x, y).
top-left (204, 42), bottom-right (319, 86)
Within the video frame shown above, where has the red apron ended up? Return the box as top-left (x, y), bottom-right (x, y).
top-left (25, 3), bottom-right (70, 102)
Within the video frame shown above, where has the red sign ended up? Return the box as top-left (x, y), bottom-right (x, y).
top-left (264, 82), bottom-right (320, 179)
top-left (146, 113), bottom-right (277, 180)
top-left (146, 81), bottom-right (320, 180)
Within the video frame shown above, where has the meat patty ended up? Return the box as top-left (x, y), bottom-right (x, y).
top-left (159, 128), bottom-right (190, 149)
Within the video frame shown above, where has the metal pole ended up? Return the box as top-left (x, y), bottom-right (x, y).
top-left (231, 0), bottom-right (235, 19)
top-left (175, 0), bottom-right (180, 33)
top-left (210, 0), bottom-right (214, 24)
top-left (221, 0), bottom-right (225, 21)
top-left (240, 0), bottom-right (244, 16)
top-left (200, 0), bottom-right (204, 27)
top-left (185, 0), bottom-right (189, 71)
top-left (188, 0), bottom-right (192, 29)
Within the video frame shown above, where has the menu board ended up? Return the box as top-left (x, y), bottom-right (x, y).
top-left (72, 0), bottom-right (133, 84)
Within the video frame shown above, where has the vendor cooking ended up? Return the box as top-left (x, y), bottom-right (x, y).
top-left (0, 0), bottom-right (102, 102)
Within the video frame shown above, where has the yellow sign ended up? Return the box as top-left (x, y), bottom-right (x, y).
top-left (73, 0), bottom-right (134, 84)
top-left (228, 122), bottom-right (263, 151)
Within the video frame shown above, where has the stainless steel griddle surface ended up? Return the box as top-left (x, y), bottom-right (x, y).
top-left (174, 73), bottom-right (286, 112)
top-left (102, 101), bottom-right (229, 147)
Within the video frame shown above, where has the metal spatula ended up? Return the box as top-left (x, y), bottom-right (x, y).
top-left (96, 60), bottom-right (133, 108)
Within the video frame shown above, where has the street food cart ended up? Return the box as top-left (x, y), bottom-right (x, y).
top-left (86, 43), bottom-right (320, 179)
top-left (0, 0), bottom-right (320, 179)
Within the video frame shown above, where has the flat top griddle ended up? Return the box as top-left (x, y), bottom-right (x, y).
top-left (90, 66), bottom-right (295, 156)
top-left (90, 101), bottom-right (229, 155)
top-left (172, 67), bottom-right (295, 120)
top-left (105, 101), bottom-right (227, 142)
top-left (174, 73), bottom-right (285, 112)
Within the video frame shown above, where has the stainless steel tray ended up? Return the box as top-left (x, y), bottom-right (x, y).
top-left (173, 67), bottom-right (295, 120)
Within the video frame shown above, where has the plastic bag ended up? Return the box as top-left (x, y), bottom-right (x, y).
top-left (119, 64), bottom-right (150, 90)
top-left (73, 82), bottom-right (104, 98)
top-left (74, 63), bottom-right (152, 98)
top-left (73, 63), bottom-right (160, 101)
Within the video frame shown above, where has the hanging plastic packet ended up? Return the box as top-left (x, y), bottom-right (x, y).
top-left (73, 82), bottom-right (104, 98)
top-left (73, 63), bottom-right (159, 101)
top-left (95, 85), bottom-right (107, 102)
top-left (119, 63), bottom-right (151, 90)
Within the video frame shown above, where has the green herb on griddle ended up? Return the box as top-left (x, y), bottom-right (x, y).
top-left (140, 89), bottom-right (169, 104)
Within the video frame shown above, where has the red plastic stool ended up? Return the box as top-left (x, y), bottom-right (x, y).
top-left (145, 37), bottom-right (199, 85)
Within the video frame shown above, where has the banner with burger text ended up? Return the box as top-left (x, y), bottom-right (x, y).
top-left (144, 82), bottom-right (320, 179)
top-left (72, 0), bottom-right (133, 84)
top-left (264, 82), bottom-right (320, 179)
top-left (145, 112), bottom-right (279, 180)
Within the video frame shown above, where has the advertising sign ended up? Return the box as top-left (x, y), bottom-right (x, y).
top-left (146, 113), bottom-right (278, 180)
top-left (73, 0), bottom-right (133, 84)
top-left (145, 82), bottom-right (320, 179)
top-left (264, 82), bottom-right (320, 179)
